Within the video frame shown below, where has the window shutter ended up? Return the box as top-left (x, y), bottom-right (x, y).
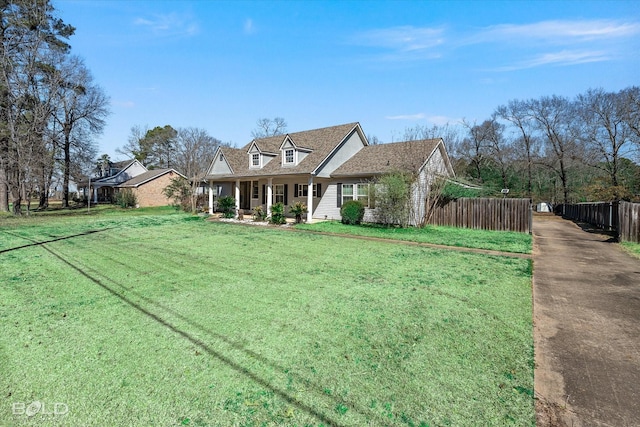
top-left (284, 184), bottom-right (289, 206)
top-left (337, 183), bottom-right (342, 207)
top-left (316, 183), bottom-right (322, 198)
top-left (262, 185), bottom-right (266, 204)
top-left (294, 184), bottom-right (298, 197)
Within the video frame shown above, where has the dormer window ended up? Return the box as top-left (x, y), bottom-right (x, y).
top-left (251, 153), bottom-right (260, 167)
top-left (284, 149), bottom-right (295, 164)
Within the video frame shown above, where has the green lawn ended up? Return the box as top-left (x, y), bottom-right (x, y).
top-left (620, 241), bottom-right (640, 259)
top-left (1, 210), bottom-right (534, 426)
top-left (295, 221), bottom-right (532, 254)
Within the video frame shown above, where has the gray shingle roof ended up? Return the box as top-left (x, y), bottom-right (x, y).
top-left (331, 139), bottom-right (442, 177)
top-left (208, 123), bottom-right (361, 179)
top-left (117, 169), bottom-right (183, 187)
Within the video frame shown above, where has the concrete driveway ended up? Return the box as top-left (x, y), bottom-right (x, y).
top-left (533, 215), bottom-right (640, 426)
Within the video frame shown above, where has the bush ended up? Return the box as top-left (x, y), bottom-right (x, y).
top-left (340, 200), bottom-right (365, 225)
top-left (253, 205), bottom-right (267, 221)
top-left (269, 202), bottom-right (286, 224)
top-left (162, 177), bottom-right (192, 212)
top-left (371, 172), bottom-right (412, 227)
top-left (115, 189), bottom-right (137, 208)
top-left (217, 196), bottom-right (236, 218)
top-left (289, 201), bottom-right (308, 224)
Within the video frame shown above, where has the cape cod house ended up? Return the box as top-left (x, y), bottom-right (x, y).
top-left (204, 122), bottom-right (454, 224)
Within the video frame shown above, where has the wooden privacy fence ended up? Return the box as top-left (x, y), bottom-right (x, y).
top-left (558, 202), bottom-right (618, 231)
top-left (558, 201), bottom-right (640, 243)
top-left (428, 198), bottom-right (532, 233)
top-left (618, 201), bottom-right (640, 243)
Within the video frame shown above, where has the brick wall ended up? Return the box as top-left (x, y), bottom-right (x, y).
top-left (132, 171), bottom-right (177, 207)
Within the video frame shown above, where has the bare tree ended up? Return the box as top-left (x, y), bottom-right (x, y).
top-left (495, 100), bottom-right (539, 198)
top-left (0, 0), bottom-right (74, 214)
top-left (528, 96), bottom-right (578, 204)
top-left (620, 86), bottom-right (640, 144)
top-left (459, 119), bottom-right (494, 183)
top-left (117, 125), bottom-right (148, 162)
top-left (251, 117), bottom-right (287, 138)
top-left (172, 127), bottom-right (221, 212)
top-left (50, 55), bottom-right (109, 208)
top-left (576, 88), bottom-right (637, 198)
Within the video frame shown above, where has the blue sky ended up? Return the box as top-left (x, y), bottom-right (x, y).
top-left (56, 0), bottom-right (640, 160)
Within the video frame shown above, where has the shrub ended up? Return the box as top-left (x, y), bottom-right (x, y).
top-left (371, 172), bottom-right (412, 227)
top-left (253, 205), bottom-right (267, 221)
top-left (115, 189), bottom-right (137, 208)
top-left (340, 200), bottom-right (365, 225)
top-left (289, 201), bottom-right (308, 224)
top-left (269, 202), bottom-right (286, 224)
top-left (162, 177), bottom-right (192, 211)
top-left (217, 195), bottom-right (236, 218)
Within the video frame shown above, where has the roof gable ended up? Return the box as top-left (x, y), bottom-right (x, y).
top-left (94, 159), bottom-right (147, 185)
top-left (207, 122), bottom-right (361, 178)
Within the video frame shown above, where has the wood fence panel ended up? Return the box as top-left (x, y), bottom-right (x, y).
top-left (618, 201), bottom-right (640, 243)
top-left (429, 198), bottom-right (532, 233)
top-left (560, 201), bottom-right (640, 243)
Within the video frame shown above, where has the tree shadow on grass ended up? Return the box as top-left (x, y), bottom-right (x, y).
top-left (4, 230), bottom-right (389, 425)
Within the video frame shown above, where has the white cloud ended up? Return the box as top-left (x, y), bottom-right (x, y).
top-left (385, 113), bottom-right (426, 120)
top-left (244, 18), bottom-right (256, 35)
top-left (474, 19), bottom-right (640, 44)
top-left (353, 26), bottom-right (445, 61)
top-left (134, 13), bottom-right (199, 37)
top-left (493, 50), bottom-right (612, 71)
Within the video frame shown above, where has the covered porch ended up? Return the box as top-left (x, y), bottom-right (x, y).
top-left (207, 175), bottom-right (325, 222)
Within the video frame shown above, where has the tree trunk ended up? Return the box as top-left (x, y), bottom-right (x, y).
top-left (62, 138), bottom-right (71, 208)
top-left (0, 167), bottom-right (8, 211)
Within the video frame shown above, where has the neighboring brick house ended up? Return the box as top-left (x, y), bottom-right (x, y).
top-left (116, 169), bottom-right (186, 207)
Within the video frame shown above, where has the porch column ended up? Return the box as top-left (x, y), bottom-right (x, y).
top-left (234, 180), bottom-right (240, 217)
top-left (307, 176), bottom-right (314, 223)
top-left (266, 178), bottom-right (273, 216)
top-left (93, 186), bottom-right (97, 203)
top-left (208, 183), bottom-right (214, 214)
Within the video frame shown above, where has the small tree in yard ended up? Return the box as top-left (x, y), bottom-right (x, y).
top-left (163, 177), bottom-right (192, 211)
top-left (371, 172), bottom-right (413, 227)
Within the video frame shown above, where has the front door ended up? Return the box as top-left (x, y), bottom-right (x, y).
top-left (240, 181), bottom-right (251, 210)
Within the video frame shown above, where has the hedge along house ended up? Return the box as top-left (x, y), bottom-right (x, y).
top-left (204, 122), bottom-right (455, 224)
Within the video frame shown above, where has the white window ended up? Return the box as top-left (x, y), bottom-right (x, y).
top-left (275, 184), bottom-right (285, 204)
top-left (342, 183), bottom-right (369, 207)
top-left (252, 181), bottom-right (259, 199)
top-left (284, 149), bottom-right (294, 164)
top-left (251, 153), bottom-right (260, 167)
top-left (298, 183), bottom-right (320, 198)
